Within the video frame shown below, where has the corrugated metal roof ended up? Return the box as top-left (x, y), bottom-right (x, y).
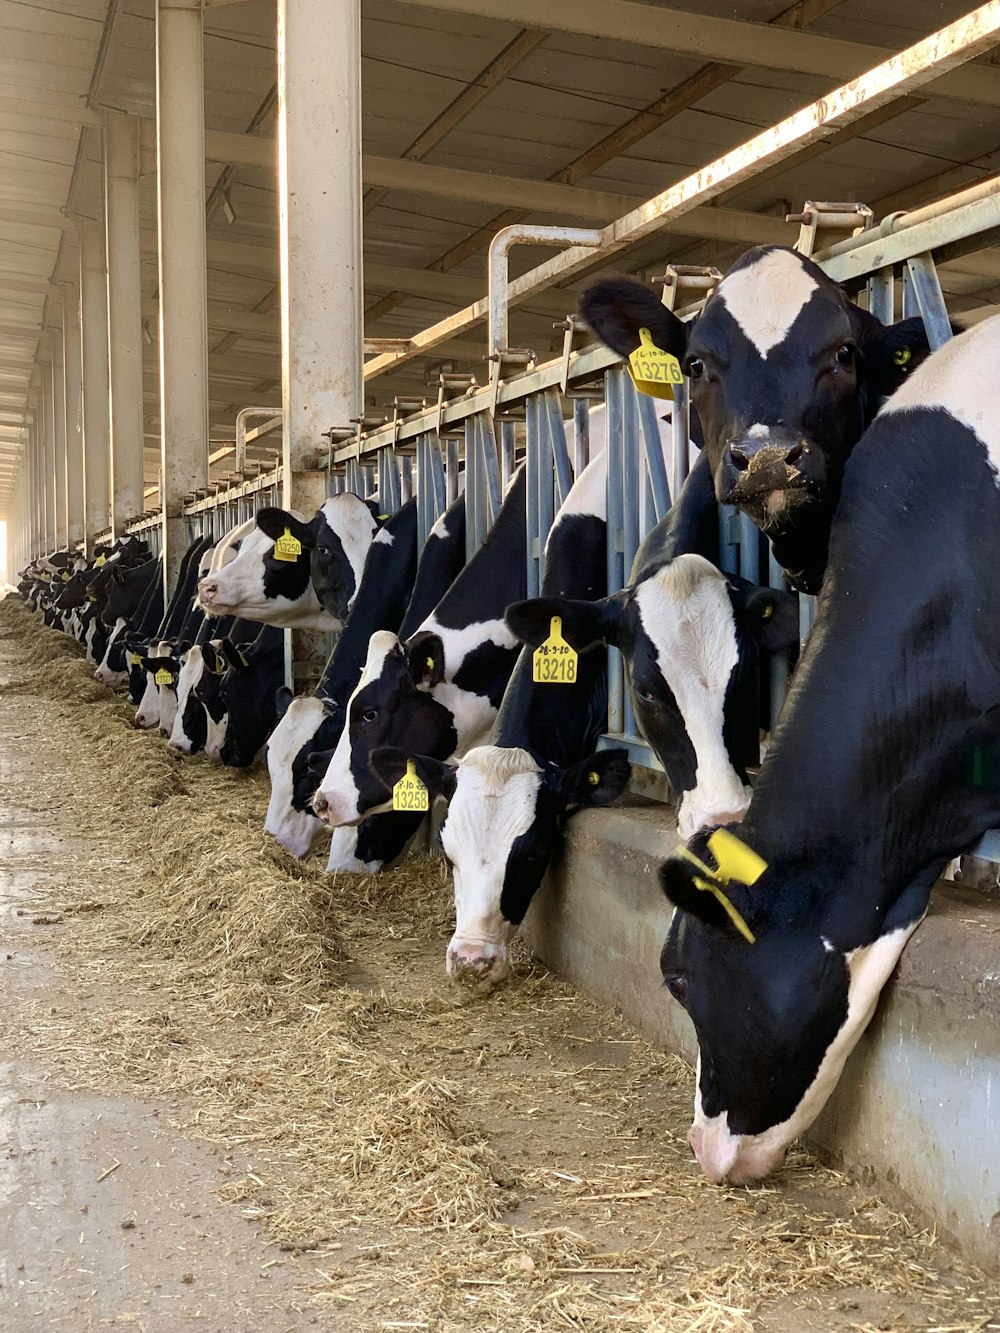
top-left (3, 0), bottom-right (1000, 516)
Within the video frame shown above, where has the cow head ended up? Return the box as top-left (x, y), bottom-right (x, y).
top-left (658, 831), bottom-right (924, 1186)
top-left (217, 636), bottom-right (282, 768)
top-left (371, 744), bottom-right (629, 989)
top-left (196, 521), bottom-right (336, 631)
top-left (194, 643), bottom-right (229, 760)
top-left (311, 630), bottom-right (457, 827)
top-left (580, 248), bottom-right (935, 591)
top-left (264, 692), bottom-right (336, 856)
top-left (507, 555), bottom-right (798, 838)
top-left (254, 495), bottom-right (380, 622)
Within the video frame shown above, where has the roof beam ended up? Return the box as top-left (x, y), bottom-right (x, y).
top-left (390, 0), bottom-right (1000, 107)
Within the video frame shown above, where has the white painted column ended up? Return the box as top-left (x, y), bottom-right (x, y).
top-left (40, 362), bottom-right (56, 553)
top-left (277, 0), bottom-right (362, 511)
top-left (80, 220), bottom-right (112, 549)
top-left (104, 111), bottom-right (146, 533)
top-left (51, 329), bottom-right (68, 550)
top-left (156, 0), bottom-right (209, 595)
top-left (63, 285), bottom-right (86, 548)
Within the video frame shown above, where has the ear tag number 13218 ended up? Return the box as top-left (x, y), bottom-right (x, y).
top-left (273, 527), bottom-right (302, 562)
top-left (393, 760), bottom-right (429, 812)
top-left (533, 616), bottom-right (578, 685)
top-left (628, 326), bottom-right (684, 401)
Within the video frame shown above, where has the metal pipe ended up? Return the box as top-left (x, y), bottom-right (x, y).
top-left (80, 221), bottom-right (112, 553)
top-left (105, 111), bottom-right (147, 533)
top-left (488, 224), bottom-right (602, 358)
top-left (235, 406), bottom-right (281, 473)
top-left (62, 285), bottom-right (85, 548)
top-left (51, 334), bottom-right (68, 549)
top-left (819, 174), bottom-right (1000, 261)
top-left (156, 0), bottom-right (210, 596)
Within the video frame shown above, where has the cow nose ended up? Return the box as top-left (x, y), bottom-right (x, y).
top-left (729, 444), bottom-right (751, 471)
top-left (199, 581), bottom-right (217, 601)
top-left (312, 792), bottom-right (329, 815)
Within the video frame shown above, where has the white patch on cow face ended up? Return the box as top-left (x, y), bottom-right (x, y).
top-left (320, 495), bottom-right (379, 612)
top-left (196, 525), bottom-right (337, 630)
top-left (326, 825), bottom-right (381, 874)
top-left (688, 920), bottom-right (921, 1185)
top-left (134, 641), bottom-right (169, 729)
top-left (169, 647), bottom-right (206, 752)
top-left (717, 249), bottom-right (820, 358)
top-left (205, 710), bottom-right (228, 761)
top-left (265, 695), bottom-right (329, 856)
top-left (312, 631), bottom-right (399, 827)
top-left (634, 555), bottom-right (750, 837)
top-left (95, 618), bottom-right (128, 685)
top-left (881, 314), bottom-right (1000, 477)
top-left (442, 746), bottom-right (541, 988)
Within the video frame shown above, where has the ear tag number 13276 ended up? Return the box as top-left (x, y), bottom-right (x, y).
top-left (393, 760), bottom-right (429, 812)
top-left (628, 326), bottom-right (684, 401)
top-left (273, 527), bottom-right (302, 562)
top-left (533, 616), bottom-right (578, 685)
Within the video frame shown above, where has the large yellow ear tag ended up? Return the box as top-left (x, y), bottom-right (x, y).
top-left (532, 615), bottom-right (578, 685)
top-left (154, 666), bottom-right (174, 686)
top-left (676, 828), bottom-right (768, 944)
top-left (94, 555), bottom-right (107, 567)
top-left (273, 527), bottom-right (302, 562)
top-left (393, 759), bottom-right (429, 813)
top-left (628, 326), bottom-right (684, 401)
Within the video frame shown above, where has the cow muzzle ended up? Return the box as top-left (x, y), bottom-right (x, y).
top-left (446, 939), bottom-right (509, 991)
top-left (688, 1122), bottom-right (787, 1186)
top-left (719, 429), bottom-right (813, 520)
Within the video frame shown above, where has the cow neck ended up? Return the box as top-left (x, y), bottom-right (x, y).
top-left (399, 495), bottom-right (467, 637)
top-left (742, 410), bottom-right (1000, 944)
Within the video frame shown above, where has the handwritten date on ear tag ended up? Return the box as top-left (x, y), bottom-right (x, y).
top-left (273, 527), bottom-right (302, 562)
top-left (392, 759), bottom-right (429, 813)
top-left (532, 616), bottom-right (578, 685)
top-left (628, 326), bottom-right (684, 401)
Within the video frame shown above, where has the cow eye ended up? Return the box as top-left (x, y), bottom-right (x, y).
top-left (836, 343), bottom-right (855, 366)
top-left (361, 708), bottom-right (377, 724)
top-left (686, 357), bottom-right (704, 380)
top-left (665, 974), bottom-right (688, 1006)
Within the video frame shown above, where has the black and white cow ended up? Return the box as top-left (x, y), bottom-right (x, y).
top-left (256, 494), bottom-right (382, 623)
top-left (581, 247), bottom-right (937, 592)
top-left (197, 496), bottom-right (380, 631)
top-left (312, 469), bottom-right (528, 828)
top-left (508, 452), bottom-right (799, 838)
top-left (371, 452), bottom-right (630, 987)
top-left (658, 316), bottom-right (1000, 1186)
top-left (216, 625), bottom-right (285, 768)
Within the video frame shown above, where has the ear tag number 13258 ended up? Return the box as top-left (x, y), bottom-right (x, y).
top-left (628, 326), bottom-right (684, 401)
top-left (273, 527), bottom-right (302, 562)
top-left (393, 760), bottom-right (429, 812)
top-left (533, 616), bottom-right (578, 685)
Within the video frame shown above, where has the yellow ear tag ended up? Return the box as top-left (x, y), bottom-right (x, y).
top-left (392, 759), bottom-right (429, 813)
top-left (628, 326), bottom-right (684, 401)
top-left (61, 571), bottom-right (70, 582)
top-left (761, 603), bottom-right (774, 620)
top-left (154, 666), bottom-right (174, 686)
top-left (128, 652), bottom-right (141, 667)
top-left (533, 615), bottom-right (578, 685)
top-left (893, 346), bottom-right (912, 368)
top-left (273, 527), bottom-right (302, 562)
top-left (675, 829), bottom-right (768, 945)
top-left (587, 771), bottom-right (600, 786)
top-left (94, 555), bottom-right (106, 567)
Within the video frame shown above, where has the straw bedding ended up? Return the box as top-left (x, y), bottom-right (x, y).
top-left (1, 592), bottom-right (999, 1331)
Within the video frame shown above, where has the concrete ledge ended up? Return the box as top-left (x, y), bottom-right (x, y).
top-left (523, 799), bottom-right (1000, 1269)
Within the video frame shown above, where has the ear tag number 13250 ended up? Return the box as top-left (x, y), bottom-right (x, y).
top-left (273, 527), bottom-right (302, 562)
top-left (393, 760), bottom-right (429, 812)
top-left (628, 326), bottom-right (684, 401)
top-left (533, 616), bottom-right (578, 685)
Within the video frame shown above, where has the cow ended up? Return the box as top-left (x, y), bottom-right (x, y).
top-left (215, 626), bottom-right (286, 768)
top-left (370, 451), bottom-right (630, 987)
top-left (311, 468), bottom-right (528, 829)
top-left (507, 451), bottom-right (799, 838)
top-left (193, 641), bottom-right (231, 760)
top-left (657, 316), bottom-right (1000, 1187)
top-left (196, 497), bottom-right (380, 631)
top-left (255, 494), bottom-right (383, 622)
top-left (580, 246), bottom-right (938, 592)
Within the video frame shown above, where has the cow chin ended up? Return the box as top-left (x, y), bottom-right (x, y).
top-left (688, 1121), bottom-right (788, 1186)
top-left (676, 787), bottom-right (751, 840)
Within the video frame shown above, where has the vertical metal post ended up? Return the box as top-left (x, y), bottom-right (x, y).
top-left (542, 387), bottom-right (573, 511)
top-left (62, 286), bottom-right (85, 548)
top-left (904, 254), bottom-right (953, 350)
top-left (605, 367), bottom-right (626, 738)
top-left (767, 548), bottom-right (790, 726)
top-left (156, 0), bottom-right (210, 596)
top-left (500, 419), bottom-right (515, 492)
top-left (636, 392), bottom-right (670, 523)
top-left (671, 379), bottom-right (691, 498)
top-left (464, 418), bottom-right (481, 561)
top-left (51, 332), bottom-right (68, 549)
top-left (105, 111), bottom-right (147, 532)
top-left (80, 220), bottom-right (111, 551)
top-left (572, 398), bottom-right (590, 477)
top-left (867, 267), bottom-right (894, 326)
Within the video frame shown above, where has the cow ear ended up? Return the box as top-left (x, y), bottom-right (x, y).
top-left (221, 638), bottom-right (251, 671)
top-left (177, 639), bottom-right (192, 656)
top-left (274, 685), bottom-right (294, 720)
top-left (307, 748), bottom-right (334, 776)
top-left (370, 747), bottom-right (458, 801)
top-left (256, 507), bottom-right (313, 549)
top-left (857, 314), bottom-right (954, 398)
top-left (561, 748), bottom-right (630, 808)
top-left (579, 277), bottom-right (687, 362)
top-left (506, 594), bottom-right (625, 651)
top-left (733, 585), bottom-right (800, 652)
top-left (406, 631), bottom-right (445, 687)
top-left (660, 853), bottom-right (757, 937)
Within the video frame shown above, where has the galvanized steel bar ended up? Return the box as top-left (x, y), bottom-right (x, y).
top-left (637, 392), bottom-right (671, 524)
top-left (904, 254), bottom-right (954, 349)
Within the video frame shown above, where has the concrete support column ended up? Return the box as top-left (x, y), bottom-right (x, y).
top-left (156, 0), bottom-right (209, 596)
top-left (80, 220), bottom-right (112, 549)
top-left (104, 111), bottom-right (146, 533)
top-left (63, 286), bottom-right (86, 548)
top-left (40, 362), bottom-right (56, 554)
top-left (277, 0), bottom-right (363, 679)
top-left (51, 331), bottom-right (68, 549)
